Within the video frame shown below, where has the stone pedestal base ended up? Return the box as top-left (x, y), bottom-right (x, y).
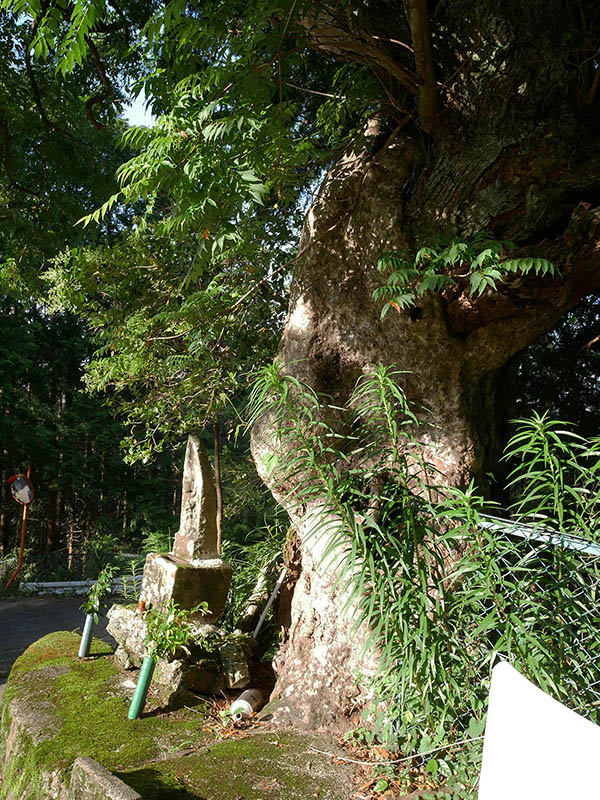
top-left (106, 604), bottom-right (253, 708)
top-left (139, 552), bottom-right (233, 624)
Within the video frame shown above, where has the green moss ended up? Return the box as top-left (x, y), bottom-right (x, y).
top-left (1, 632), bottom-right (360, 800)
top-left (120, 732), bottom-right (356, 800)
top-left (1, 632), bottom-right (212, 800)
top-left (6, 630), bottom-right (92, 681)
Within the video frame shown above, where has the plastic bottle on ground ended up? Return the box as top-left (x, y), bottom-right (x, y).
top-left (229, 688), bottom-right (263, 721)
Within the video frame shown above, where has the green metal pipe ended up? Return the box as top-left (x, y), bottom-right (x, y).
top-left (128, 655), bottom-right (156, 720)
top-left (78, 613), bottom-right (94, 658)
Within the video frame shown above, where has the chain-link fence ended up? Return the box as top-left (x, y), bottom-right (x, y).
top-left (383, 510), bottom-right (600, 771)
top-left (476, 515), bottom-right (600, 723)
top-left (380, 514), bottom-right (600, 795)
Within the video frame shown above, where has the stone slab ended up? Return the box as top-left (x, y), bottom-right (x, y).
top-left (107, 604), bottom-right (221, 664)
top-left (106, 601), bottom-right (253, 706)
top-left (106, 603), bottom-right (236, 705)
top-left (153, 657), bottom-right (224, 706)
top-left (70, 757), bottom-right (142, 800)
top-left (139, 553), bottom-right (232, 623)
top-left (113, 644), bottom-right (140, 670)
top-left (219, 641), bottom-right (251, 690)
top-left (3, 665), bottom-right (70, 761)
top-left (106, 605), bottom-right (147, 667)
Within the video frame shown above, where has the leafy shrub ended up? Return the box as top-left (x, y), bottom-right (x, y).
top-left (144, 599), bottom-right (208, 660)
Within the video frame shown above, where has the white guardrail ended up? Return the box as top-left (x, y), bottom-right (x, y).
top-left (18, 575), bottom-right (143, 596)
top-left (478, 513), bottom-right (600, 557)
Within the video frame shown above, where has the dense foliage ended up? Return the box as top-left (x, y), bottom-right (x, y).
top-left (249, 364), bottom-right (600, 791)
top-left (513, 294), bottom-right (600, 438)
top-left (0, 0), bottom-right (383, 460)
top-left (0, 292), bottom-right (182, 563)
top-left (0, 7), bottom-right (286, 567)
top-left (0, 8), bottom-right (179, 564)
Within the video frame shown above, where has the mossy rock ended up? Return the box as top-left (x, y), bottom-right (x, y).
top-left (0, 632), bottom-right (361, 799)
top-left (118, 731), bottom-right (359, 800)
top-left (0, 632), bottom-right (213, 799)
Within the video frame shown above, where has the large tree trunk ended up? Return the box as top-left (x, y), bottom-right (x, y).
top-left (252, 2), bottom-right (600, 729)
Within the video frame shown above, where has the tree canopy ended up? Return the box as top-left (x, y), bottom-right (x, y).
top-left (1, 1), bottom-right (365, 455)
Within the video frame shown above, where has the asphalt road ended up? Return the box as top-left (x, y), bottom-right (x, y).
top-left (0, 596), bottom-right (116, 682)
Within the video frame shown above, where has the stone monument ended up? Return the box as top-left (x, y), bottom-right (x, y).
top-left (139, 434), bottom-right (232, 622)
top-left (107, 434), bottom-right (251, 706)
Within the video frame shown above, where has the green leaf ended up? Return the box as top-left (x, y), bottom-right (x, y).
top-left (261, 451), bottom-right (279, 476)
top-left (467, 717), bottom-right (485, 738)
top-left (425, 758), bottom-right (439, 776)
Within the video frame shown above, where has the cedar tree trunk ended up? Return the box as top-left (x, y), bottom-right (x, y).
top-left (252, 1), bottom-right (600, 730)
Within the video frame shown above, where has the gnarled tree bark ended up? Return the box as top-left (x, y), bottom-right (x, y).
top-left (252, 1), bottom-right (600, 729)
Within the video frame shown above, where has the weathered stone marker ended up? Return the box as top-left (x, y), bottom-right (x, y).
top-left (173, 435), bottom-right (218, 560)
top-left (108, 435), bottom-right (250, 704)
top-left (139, 434), bottom-right (232, 623)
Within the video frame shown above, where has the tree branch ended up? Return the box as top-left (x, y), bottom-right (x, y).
top-left (85, 35), bottom-right (112, 93)
top-left (83, 35), bottom-right (113, 129)
top-left (24, 38), bottom-right (52, 130)
top-left (403, 0), bottom-right (438, 132)
top-left (445, 204), bottom-right (600, 372)
top-left (297, 6), bottom-right (419, 98)
top-left (85, 94), bottom-right (105, 130)
top-left (307, 27), bottom-right (420, 92)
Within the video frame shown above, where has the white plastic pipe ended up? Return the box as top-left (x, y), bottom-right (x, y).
top-left (253, 567), bottom-right (287, 639)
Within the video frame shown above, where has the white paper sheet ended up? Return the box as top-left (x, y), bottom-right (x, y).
top-left (478, 661), bottom-right (600, 799)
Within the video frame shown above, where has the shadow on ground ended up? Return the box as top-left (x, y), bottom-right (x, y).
top-left (116, 768), bottom-right (204, 800)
